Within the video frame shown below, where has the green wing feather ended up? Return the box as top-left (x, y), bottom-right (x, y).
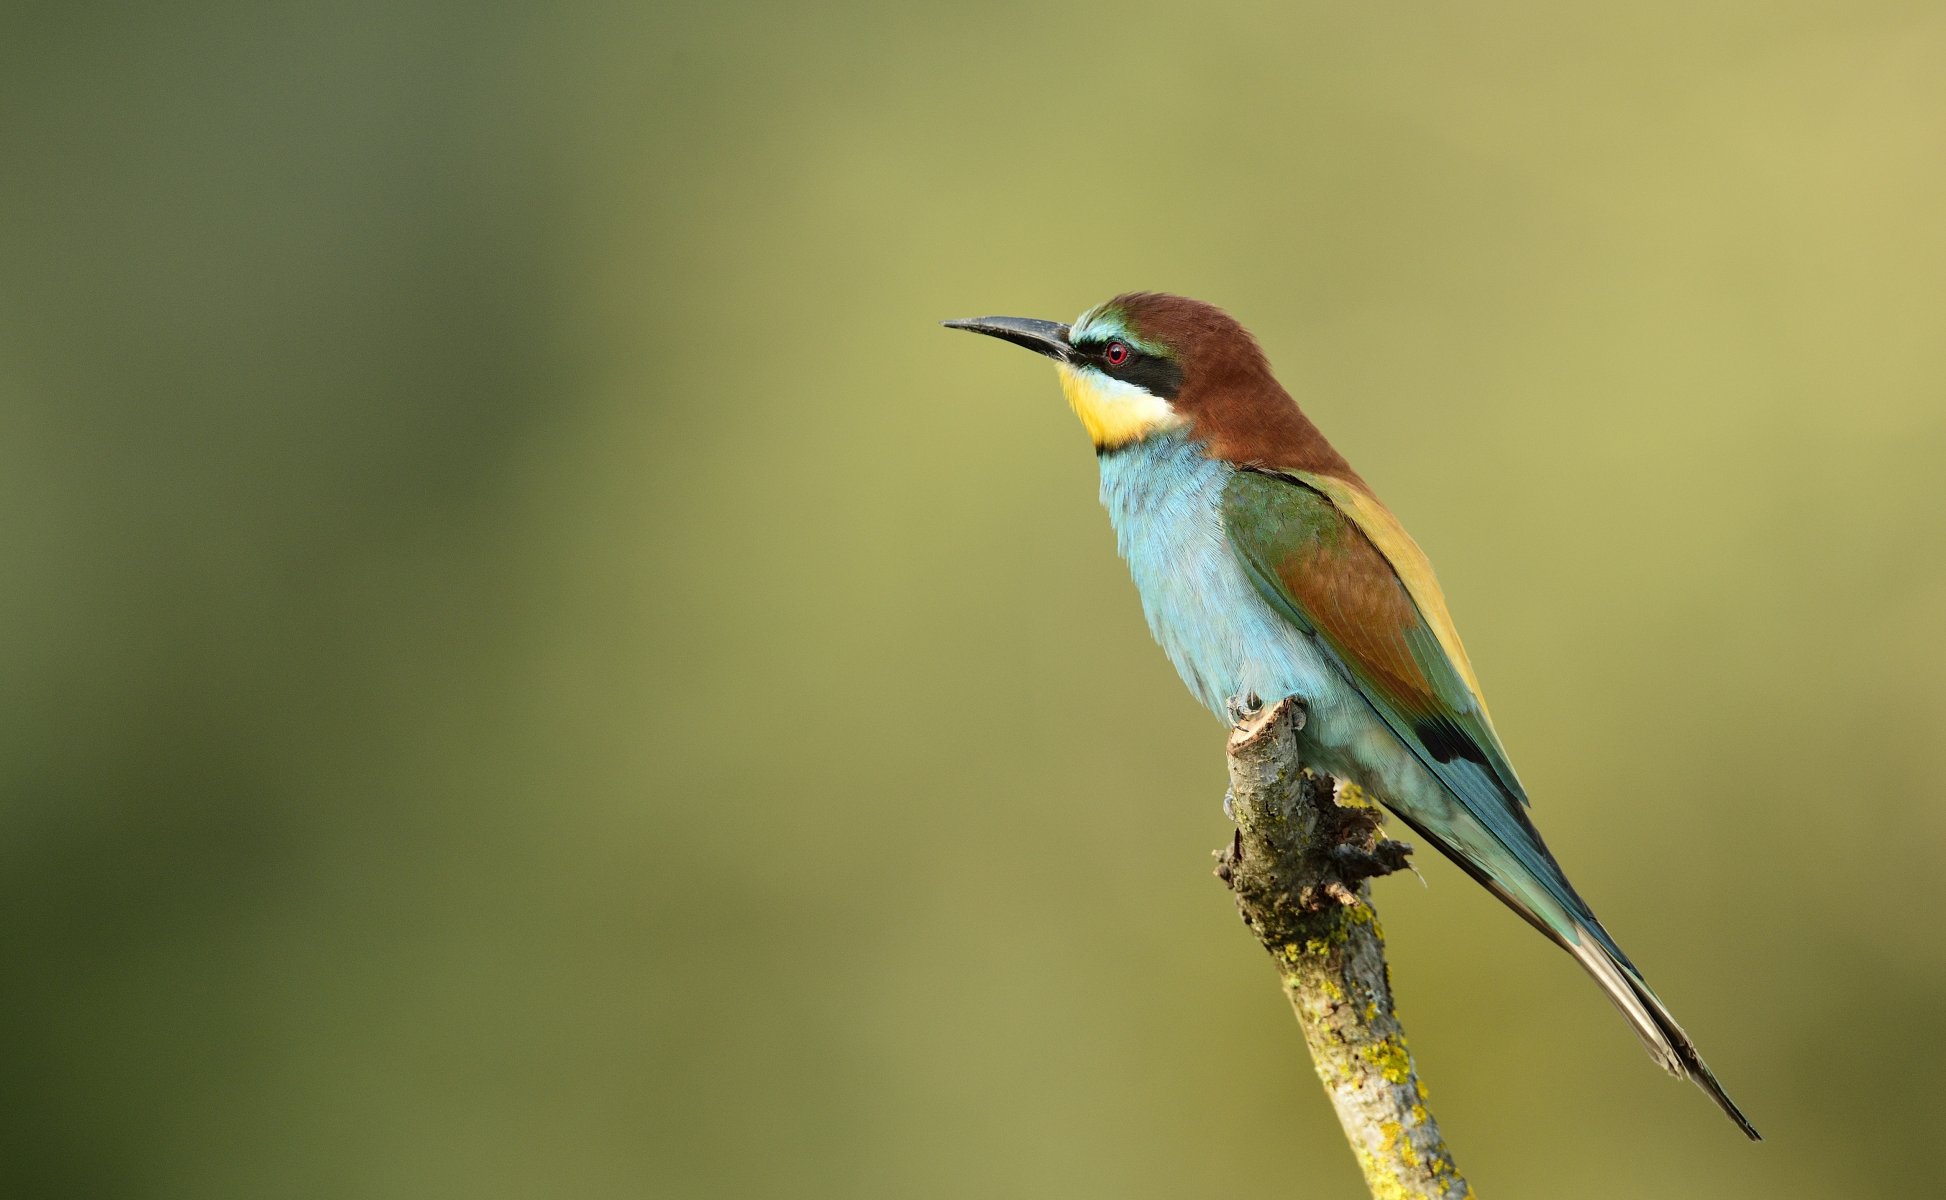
top-left (1221, 469), bottom-right (1526, 811)
top-left (1219, 468), bottom-right (1599, 948)
top-left (1219, 468), bottom-right (1762, 1139)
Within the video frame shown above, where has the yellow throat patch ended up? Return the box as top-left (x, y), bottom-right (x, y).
top-left (1057, 363), bottom-right (1185, 451)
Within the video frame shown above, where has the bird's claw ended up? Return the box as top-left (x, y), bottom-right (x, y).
top-left (1225, 692), bottom-right (1264, 726)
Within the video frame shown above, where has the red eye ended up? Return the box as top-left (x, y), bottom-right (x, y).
top-left (1104, 340), bottom-right (1131, 367)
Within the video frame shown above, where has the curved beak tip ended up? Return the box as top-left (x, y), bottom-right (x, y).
top-left (939, 314), bottom-right (1072, 362)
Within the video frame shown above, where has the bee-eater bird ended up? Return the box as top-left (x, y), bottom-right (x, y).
top-left (945, 292), bottom-right (1758, 1139)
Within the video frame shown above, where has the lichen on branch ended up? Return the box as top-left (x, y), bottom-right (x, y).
top-left (1216, 695), bottom-right (1472, 1200)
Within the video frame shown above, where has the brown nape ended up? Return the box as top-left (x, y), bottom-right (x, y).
top-left (1107, 292), bottom-right (1366, 488)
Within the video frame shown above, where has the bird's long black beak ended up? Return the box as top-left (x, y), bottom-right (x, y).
top-left (941, 316), bottom-right (1072, 362)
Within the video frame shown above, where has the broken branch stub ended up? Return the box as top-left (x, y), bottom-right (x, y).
top-left (1216, 695), bottom-right (1471, 1200)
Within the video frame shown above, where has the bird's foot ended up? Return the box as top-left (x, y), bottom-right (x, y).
top-left (1225, 692), bottom-right (1264, 726)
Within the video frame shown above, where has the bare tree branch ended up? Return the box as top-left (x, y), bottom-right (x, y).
top-left (1216, 695), bottom-right (1472, 1200)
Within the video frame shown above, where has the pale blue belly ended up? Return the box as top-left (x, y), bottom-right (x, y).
top-left (1096, 433), bottom-right (1424, 801)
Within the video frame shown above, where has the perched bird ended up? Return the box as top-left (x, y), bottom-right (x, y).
top-left (945, 292), bottom-right (1758, 1139)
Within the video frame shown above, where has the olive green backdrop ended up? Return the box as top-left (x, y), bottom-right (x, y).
top-left (4, 3), bottom-right (1942, 1197)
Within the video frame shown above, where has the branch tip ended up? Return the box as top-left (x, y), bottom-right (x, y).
top-left (1226, 693), bottom-right (1304, 754)
top-left (1215, 693), bottom-right (1467, 1199)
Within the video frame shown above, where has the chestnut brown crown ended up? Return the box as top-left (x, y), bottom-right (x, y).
top-left (1074, 292), bottom-right (1359, 481)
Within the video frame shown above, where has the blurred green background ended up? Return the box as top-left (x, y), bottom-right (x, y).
top-left (3, 3), bottom-right (1943, 1197)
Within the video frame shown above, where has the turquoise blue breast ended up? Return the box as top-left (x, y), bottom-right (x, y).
top-left (1095, 432), bottom-right (1350, 728)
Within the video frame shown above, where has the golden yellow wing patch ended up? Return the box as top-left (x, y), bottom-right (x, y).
top-left (1293, 471), bottom-right (1492, 719)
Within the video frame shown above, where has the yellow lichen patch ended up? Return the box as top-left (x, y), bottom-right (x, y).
top-left (1362, 1125), bottom-right (1425, 1200)
top-left (1335, 781), bottom-right (1375, 809)
top-left (1350, 1147), bottom-right (1416, 1200)
top-left (1359, 1034), bottom-right (1414, 1085)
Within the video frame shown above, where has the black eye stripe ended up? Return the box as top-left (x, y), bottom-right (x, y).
top-left (1071, 339), bottom-right (1185, 400)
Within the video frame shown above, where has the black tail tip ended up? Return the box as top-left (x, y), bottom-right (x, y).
top-left (1687, 1063), bottom-right (1761, 1140)
top-left (1726, 1108), bottom-right (1763, 1142)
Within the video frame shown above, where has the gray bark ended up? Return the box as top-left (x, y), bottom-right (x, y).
top-left (1216, 695), bottom-right (1472, 1200)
